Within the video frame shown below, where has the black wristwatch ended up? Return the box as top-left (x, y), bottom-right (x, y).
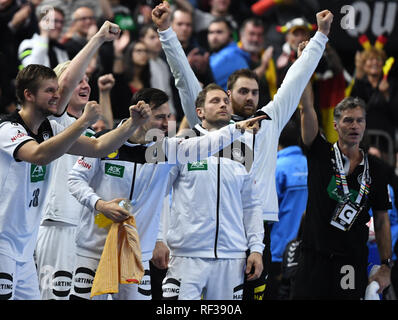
top-left (381, 258), bottom-right (394, 269)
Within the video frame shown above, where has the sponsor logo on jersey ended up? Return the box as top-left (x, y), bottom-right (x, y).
top-left (11, 130), bottom-right (27, 142)
top-left (0, 272), bottom-right (13, 300)
top-left (30, 164), bottom-right (46, 182)
top-left (187, 160), bottom-right (208, 171)
top-left (42, 131), bottom-right (50, 141)
top-left (162, 278), bottom-right (181, 300)
top-left (77, 158), bottom-right (92, 170)
top-left (106, 150), bottom-right (119, 159)
top-left (105, 163), bottom-right (125, 178)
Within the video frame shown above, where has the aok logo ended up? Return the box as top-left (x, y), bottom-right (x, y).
top-left (187, 160), bottom-right (208, 171)
top-left (31, 164), bottom-right (46, 182)
top-left (105, 163), bottom-right (125, 178)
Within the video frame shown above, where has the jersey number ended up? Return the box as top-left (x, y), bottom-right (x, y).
top-left (29, 188), bottom-right (40, 207)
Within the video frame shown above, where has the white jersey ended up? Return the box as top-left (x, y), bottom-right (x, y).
top-left (68, 123), bottom-right (243, 261)
top-left (41, 112), bottom-right (95, 225)
top-left (0, 111), bottom-right (64, 262)
top-left (166, 124), bottom-right (264, 259)
top-left (159, 27), bottom-right (328, 222)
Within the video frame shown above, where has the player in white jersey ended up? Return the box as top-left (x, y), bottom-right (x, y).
top-left (67, 88), bottom-right (265, 300)
top-left (35, 67), bottom-right (116, 299)
top-left (0, 21), bottom-right (154, 300)
top-left (151, 1), bottom-right (333, 300)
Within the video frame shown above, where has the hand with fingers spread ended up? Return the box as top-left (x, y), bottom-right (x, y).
top-left (316, 10), bottom-right (333, 37)
top-left (129, 100), bottom-right (152, 127)
top-left (235, 115), bottom-right (268, 134)
top-left (95, 198), bottom-right (130, 223)
top-left (151, 0), bottom-right (171, 31)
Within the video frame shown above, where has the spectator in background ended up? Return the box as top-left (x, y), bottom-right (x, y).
top-left (350, 47), bottom-right (398, 164)
top-left (207, 17), bottom-right (250, 90)
top-left (36, 0), bottom-right (113, 34)
top-left (18, 6), bottom-right (69, 69)
top-left (61, 6), bottom-right (97, 59)
top-left (139, 24), bottom-right (177, 118)
top-left (168, 7), bottom-right (213, 123)
top-left (170, 8), bottom-right (214, 88)
top-left (238, 17), bottom-right (275, 107)
top-left (174, 0), bottom-right (239, 47)
top-left (111, 38), bottom-right (151, 120)
top-left (276, 17), bottom-right (312, 87)
top-left (0, 0), bottom-right (40, 112)
top-left (267, 113), bottom-right (308, 299)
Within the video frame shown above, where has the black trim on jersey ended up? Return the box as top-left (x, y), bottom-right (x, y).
top-left (129, 163), bottom-right (137, 200)
top-left (96, 129), bottom-right (159, 164)
top-left (214, 158), bottom-right (221, 259)
top-left (0, 111), bottom-right (55, 161)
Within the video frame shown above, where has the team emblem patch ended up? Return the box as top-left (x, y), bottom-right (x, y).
top-left (105, 163), bottom-right (125, 177)
top-left (187, 160), bottom-right (208, 171)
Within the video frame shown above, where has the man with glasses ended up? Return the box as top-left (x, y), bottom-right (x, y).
top-left (62, 6), bottom-right (97, 59)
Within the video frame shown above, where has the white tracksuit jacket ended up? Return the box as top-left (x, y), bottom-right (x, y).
top-left (159, 27), bottom-right (328, 222)
top-left (165, 124), bottom-right (265, 259)
top-left (68, 122), bottom-right (243, 262)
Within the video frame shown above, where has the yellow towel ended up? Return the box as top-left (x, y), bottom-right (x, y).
top-left (90, 216), bottom-right (144, 298)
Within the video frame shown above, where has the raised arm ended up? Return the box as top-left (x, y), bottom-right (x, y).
top-left (67, 101), bottom-right (151, 158)
top-left (299, 78), bottom-right (318, 147)
top-left (16, 101), bottom-right (101, 165)
top-left (57, 21), bottom-right (121, 115)
top-left (262, 10), bottom-right (333, 133)
top-left (98, 73), bottom-right (115, 129)
top-left (152, 1), bottom-right (202, 128)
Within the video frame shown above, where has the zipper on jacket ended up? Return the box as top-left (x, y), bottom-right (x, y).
top-left (214, 158), bottom-right (221, 258)
top-left (129, 163), bottom-right (137, 200)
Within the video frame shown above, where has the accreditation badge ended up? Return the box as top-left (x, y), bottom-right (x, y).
top-left (330, 201), bottom-right (361, 231)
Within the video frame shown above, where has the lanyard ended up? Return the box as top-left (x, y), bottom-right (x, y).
top-left (333, 143), bottom-right (370, 205)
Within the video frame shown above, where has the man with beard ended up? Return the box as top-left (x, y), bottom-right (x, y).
top-left (152, 1), bottom-right (333, 300)
top-left (207, 17), bottom-right (250, 90)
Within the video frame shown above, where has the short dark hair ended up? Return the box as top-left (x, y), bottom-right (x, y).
top-left (195, 83), bottom-right (227, 109)
top-left (239, 17), bottom-right (264, 34)
top-left (227, 68), bottom-right (260, 91)
top-left (209, 17), bottom-right (232, 33)
top-left (15, 64), bottom-right (57, 104)
top-left (334, 97), bottom-right (366, 121)
top-left (131, 88), bottom-right (169, 110)
top-left (279, 119), bottom-right (300, 148)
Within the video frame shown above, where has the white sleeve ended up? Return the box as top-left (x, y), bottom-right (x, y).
top-left (262, 31), bottom-right (328, 134)
top-left (0, 122), bottom-right (34, 160)
top-left (242, 173), bottom-right (265, 254)
top-left (158, 27), bottom-right (202, 128)
top-left (163, 123), bottom-right (243, 164)
top-left (18, 35), bottom-right (49, 67)
top-left (68, 156), bottom-right (101, 211)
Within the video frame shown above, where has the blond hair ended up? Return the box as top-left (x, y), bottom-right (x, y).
top-left (53, 60), bottom-right (71, 79)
